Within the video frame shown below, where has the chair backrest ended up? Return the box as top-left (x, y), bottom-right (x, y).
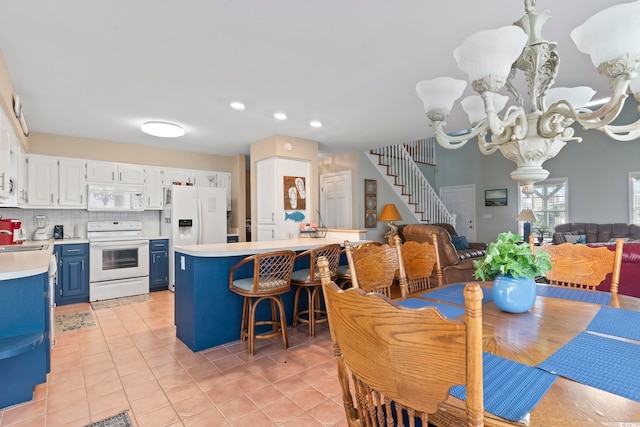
top-left (540, 238), bottom-right (624, 293)
top-left (229, 250), bottom-right (296, 294)
top-left (317, 256), bottom-right (484, 426)
top-left (296, 243), bottom-right (341, 282)
top-left (344, 236), bottom-right (408, 298)
top-left (401, 236), bottom-right (442, 293)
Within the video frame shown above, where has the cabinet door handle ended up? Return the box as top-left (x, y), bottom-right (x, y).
top-left (80, 194), bottom-right (83, 204)
top-left (81, 259), bottom-right (85, 270)
top-left (271, 213), bottom-right (275, 222)
top-left (119, 172), bottom-right (122, 181)
top-left (67, 249), bottom-right (80, 253)
top-left (50, 193), bottom-right (54, 203)
top-left (153, 253), bottom-right (156, 263)
top-left (148, 196), bottom-right (151, 205)
top-left (112, 171), bottom-right (115, 181)
top-left (0, 172), bottom-right (5, 191)
top-left (272, 229), bottom-right (275, 239)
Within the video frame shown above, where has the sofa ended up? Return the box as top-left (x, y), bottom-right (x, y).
top-left (552, 223), bottom-right (640, 298)
top-left (401, 223), bottom-right (487, 286)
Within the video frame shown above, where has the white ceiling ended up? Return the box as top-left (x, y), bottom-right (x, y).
top-left (0, 0), bottom-right (632, 157)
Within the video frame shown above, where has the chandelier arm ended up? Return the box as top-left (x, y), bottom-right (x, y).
top-left (485, 103), bottom-right (528, 144)
top-left (430, 120), bottom-right (488, 150)
top-left (476, 129), bottom-right (500, 155)
top-left (600, 121), bottom-right (640, 142)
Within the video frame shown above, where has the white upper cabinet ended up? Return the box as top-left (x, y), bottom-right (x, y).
top-left (117, 164), bottom-right (145, 185)
top-left (0, 109), bottom-right (11, 200)
top-left (86, 161), bottom-right (145, 185)
top-left (163, 168), bottom-right (192, 186)
top-left (86, 160), bottom-right (117, 183)
top-left (26, 155), bottom-right (58, 207)
top-left (145, 167), bottom-right (164, 210)
top-left (256, 158), bottom-right (276, 225)
top-left (58, 158), bottom-right (87, 207)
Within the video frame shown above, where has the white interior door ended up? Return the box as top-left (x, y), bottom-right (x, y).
top-left (320, 171), bottom-right (352, 228)
top-left (439, 184), bottom-right (476, 241)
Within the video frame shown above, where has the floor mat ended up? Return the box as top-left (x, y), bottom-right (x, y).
top-left (91, 294), bottom-right (152, 310)
top-left (82, 410), bottom-right (132, 427)
top-left (54, 311), bottom-right (96, 333)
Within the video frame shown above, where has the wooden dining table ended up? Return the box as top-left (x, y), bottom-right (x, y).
top-left (410, 282), bottom-right (640, 427)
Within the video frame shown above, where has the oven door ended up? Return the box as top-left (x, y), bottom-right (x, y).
top-left (90, 239), bottom-right (149, 282)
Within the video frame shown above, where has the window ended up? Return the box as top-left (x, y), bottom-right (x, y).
top-left (629, 172), bottom-right (640, 224)
top-left (518, 178), bottom-right (568, 239)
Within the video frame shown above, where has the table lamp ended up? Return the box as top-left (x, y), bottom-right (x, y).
top-left (379, 204), bottom-right (403, 241)
top-left (516, 208), bottom-right (538, 244)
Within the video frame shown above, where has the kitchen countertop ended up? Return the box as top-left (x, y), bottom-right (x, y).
top-left (52, 238), bottom-right (90, 245)
top-left (174, 237), bottom-right (368, 258)
top-left (0, 240), bottom-right (55, 281)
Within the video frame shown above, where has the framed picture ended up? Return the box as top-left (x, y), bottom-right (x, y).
top-left (485, 188), bottom-right (508, 206)
top-left (364, 179), bottom-right (377, 228)
top-left (284, 176), bottom-right (306, 210)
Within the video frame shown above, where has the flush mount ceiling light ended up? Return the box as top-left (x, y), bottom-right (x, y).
top-left (230, 102), bottom-right (246, 110)
top-left (273, 112), bottom-right (287, 120)
top-left (309, 120), bottom-right (323, 128)
top-left (141, 121), bottom-right (185, 138)
top-left (416, 0), bottom-right (640, 195)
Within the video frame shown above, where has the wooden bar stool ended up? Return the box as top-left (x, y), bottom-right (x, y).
top-left (229, 250), bottom-right (296, 355)
top-left (292, 243), bottom-right (341, 337)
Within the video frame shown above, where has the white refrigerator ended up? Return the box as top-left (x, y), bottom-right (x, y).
top-left (162, 185), bottom-right (227, 290)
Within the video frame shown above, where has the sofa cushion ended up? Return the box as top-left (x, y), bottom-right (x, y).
top-left (451, 235), bottom-right (470, 250)
top-left (565, 234), bottom-right (586, 244)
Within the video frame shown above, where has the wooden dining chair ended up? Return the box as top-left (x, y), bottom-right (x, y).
top-left (291, 243), bottom-right (341, 337)
top-left (317, 256), bottom-right (484, 427)
top-left (401, 234), bottom-right (443, 294)
top-left (344, 236), bottom-right (409, 299)
top-left (336, 242), bottom-right (382, 289)
top-left (228, 250), bottom-right (296, 355)
top-left (540, 238), bottom-right (624, 293)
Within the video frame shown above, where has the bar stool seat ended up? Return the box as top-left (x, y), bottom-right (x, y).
top-left (292, 243), bottom-right (341, 337)
top-left (229, 250), bottom-right (296, 355)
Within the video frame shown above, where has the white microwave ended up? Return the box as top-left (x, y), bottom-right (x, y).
top-left (87, 184), bottom-right (144, 211)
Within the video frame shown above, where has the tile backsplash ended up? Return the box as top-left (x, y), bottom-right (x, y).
top-left (0, 208), bottom-right (161, 240)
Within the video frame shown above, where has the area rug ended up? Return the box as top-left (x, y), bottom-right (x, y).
top-left (83, 410), bottom-right (132, 427)
top-left (91, 294), bottom-right (152, 310)
top-left (54, 311), bottom-right (96, 333)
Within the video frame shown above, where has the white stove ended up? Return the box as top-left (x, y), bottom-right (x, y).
top-left (87, 221), bottom-right (150, 301)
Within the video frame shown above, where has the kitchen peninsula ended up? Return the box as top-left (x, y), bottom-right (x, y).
top-left (173, 237), bottom-right (365, 352)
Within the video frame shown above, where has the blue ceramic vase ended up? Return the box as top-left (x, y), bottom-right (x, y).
top-left (492, 274), bottom-right (536, 313)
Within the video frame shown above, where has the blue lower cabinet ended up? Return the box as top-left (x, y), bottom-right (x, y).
top-left (0, 272), bottom-right (49, 409)
top-left (55, 243), bottom-right (89, 306)
top-left (150, 239), bottom-right (169, 292)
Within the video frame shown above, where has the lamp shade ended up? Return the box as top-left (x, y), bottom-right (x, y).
top-left (515, 209), bottom-right (538, 222)
top-left (544, 86), bottom-right (596, 109)
top-left (379, 204), bottom-right (402, 222)
top-left (570, 1), bottom-right (640, 67)
top-left (453, 25), bottom-right (528, 83)
top-left (416, 77), bottom-right (467, 114)
top-left (461, 93), bottom-right (509, 125)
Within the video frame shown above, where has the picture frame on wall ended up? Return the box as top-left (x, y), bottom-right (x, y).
top-left (364, 179), bottom-right (377, 228)
top-left (485, 188), bottom-right (508, 206)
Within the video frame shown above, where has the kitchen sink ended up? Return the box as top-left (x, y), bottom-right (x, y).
top-left (0, 244), bottom-right (49, 253)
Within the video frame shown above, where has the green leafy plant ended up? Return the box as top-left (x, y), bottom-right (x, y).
top-left (473, 231), bottom-right (551, 281)
top-left (533, 222), bottom-right (550, 238)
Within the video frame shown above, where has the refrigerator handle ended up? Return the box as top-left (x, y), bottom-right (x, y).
top-left (197, 199), bottom-right (203, 244)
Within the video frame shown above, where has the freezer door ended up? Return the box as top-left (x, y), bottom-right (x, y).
top-left (171, 186), bottom-right (198, 246)
top-left (197, 187), bottom-right (227, 244)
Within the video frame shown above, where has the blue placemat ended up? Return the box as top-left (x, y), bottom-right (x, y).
top-left (397, 298), bottom-right (465, 318)
top-left (420, 283), bottom-right (493, 305)
top-left (450, 352), bottom-right (557, 423)
top-left (538, 332), bottom-right (640, 402)
top-left (535, 284), bottom-right (611, 305)
top-left (587, 306), bottom-right (640, 341)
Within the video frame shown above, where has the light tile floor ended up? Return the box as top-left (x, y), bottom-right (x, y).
top-left (0, 291), bottom-right (347, 426)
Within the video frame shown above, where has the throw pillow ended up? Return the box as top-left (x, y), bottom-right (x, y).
top-left (553, 231), bottom-right (577, 244)
top-left (459, 236), bottom-right (471, 249)
top-left (451, 235), bottom-right (466, 250)
top-left (565, 234), bottom-right (586, 244)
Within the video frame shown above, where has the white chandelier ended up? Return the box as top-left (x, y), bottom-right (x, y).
top-left (416, 0), bottom-right (640, 195)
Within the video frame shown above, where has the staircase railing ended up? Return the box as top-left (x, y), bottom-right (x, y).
top-left (370, 144), bottom-right (454, 224)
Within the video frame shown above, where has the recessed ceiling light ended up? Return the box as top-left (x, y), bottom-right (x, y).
top-left (274, 112), bottom-right (287, 120)
top-left (230, 102), bottom-right (245, 110)
top-left (141, 121), bottom-right (185, 138)
top-left (309, 120), bottom-right (323, 128)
